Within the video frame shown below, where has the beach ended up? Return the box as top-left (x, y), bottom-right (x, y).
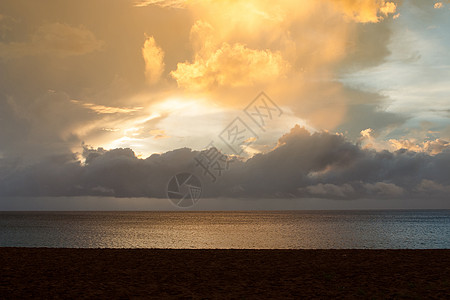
top-left (1, 248), bottom-right (449, 298)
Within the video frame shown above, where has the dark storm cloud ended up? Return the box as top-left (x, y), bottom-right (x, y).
top-left (1, 125), bottom-right (449, 201)
top-left (216, 126), bottom-right (450, 199)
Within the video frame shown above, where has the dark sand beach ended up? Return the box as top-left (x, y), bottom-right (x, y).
top-left (1, 248), bottom-right (449, 298)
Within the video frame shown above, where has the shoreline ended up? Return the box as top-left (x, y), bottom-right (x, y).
top-left (1, 248), bottom-right (449, 298)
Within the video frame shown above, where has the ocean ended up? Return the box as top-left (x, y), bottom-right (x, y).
top-left (1, 210), bottom-right (449, 249)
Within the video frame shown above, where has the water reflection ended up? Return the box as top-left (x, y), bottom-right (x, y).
top-left (0, 210), bottom-right (449, 249)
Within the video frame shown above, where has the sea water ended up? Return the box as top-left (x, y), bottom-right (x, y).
top-left (0, 210), bottom-right (449, 249)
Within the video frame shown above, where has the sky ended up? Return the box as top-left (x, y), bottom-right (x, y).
top-left (0, 0), bottom-right (449, 210)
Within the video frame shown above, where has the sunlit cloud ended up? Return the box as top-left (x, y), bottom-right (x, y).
top-left (134, 0), bottom-right (187, 8)
top-left (149, 129), bottom-right (169, 139)
top-left (332, 0), bottom-right (397, 23)
top-left (130, 0), bottom-right (399, 135)
top-left (360, 127), bottom-right (450, 155)
top-left (71, 100), bottom-right (143, 114)
top-left (172, 38), bottom-right (290, 90)
top-left (136, 0), bottom-right (397, 23)
top-left (142, 35), bottom-right (165, 85)
top-left (170, 18), bottom-right (292, 90)
top-left (389, 138), bottom-right (450, 155)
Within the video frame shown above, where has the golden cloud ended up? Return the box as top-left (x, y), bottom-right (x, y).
top-left (135, 0), bottom-right (400, 130)
top-left (360, 128), bottom-right (450, 155)
top-left (71, 100), bottom-right (143, 114)
top-left (332, 0), bottom-right (397, 23)
top-left (142, 35), bottom-right (165, 85)
top-left (138, 0), bottom-right (397, 23)
top-left (389, 138), bottom-right (450, 155)
top-left (149, 129), bottom-right (169, 139)
top-left (170, 19), bottom-right (290, 90)
top-left (171, 40), bottom-right (290, 89)
top-left (134, 0), bottom-right (187, 8)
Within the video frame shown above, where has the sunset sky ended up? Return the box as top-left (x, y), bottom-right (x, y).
top-left (0, 0), bottom-right (449, 209)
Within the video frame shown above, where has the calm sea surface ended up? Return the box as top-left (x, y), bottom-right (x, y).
top-left (0, 210), bottom-right (449, 249)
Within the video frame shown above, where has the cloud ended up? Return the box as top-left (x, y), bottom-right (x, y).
top-left (302, 181), bottom-right (404, 199)
top-left (145, 0), bottom-right (403, 135)
top-left (71, 100), bottom-right (143, 114)
top-left (305, 183), bottom-right (356, 198)
top-left (332, 0), bottom-right (397, 23)
top-left (0, 0), bottom-right (406, 161)
top-left (360, 127), bottom-right (450, 155)
top-left (171, 33), bottom-right (290, 89)
top-left (1, 125), bottom-right (449, 201)
top-left (171, 20), bottom-right (290, 90)
top-left (134, 0), bottom-right (187, 8)
top-left (2, 0), bottom-right (446, 208)
top-left (363, 182), bottom-right (404, 197)
top-left (0, 22), bottom-right (103, 60)
top-left (142, 35), bottom-right (165, 84)
top-left (222, 125), bottom-right (449, 199)
top-left (389, 138), bottom-right (450, 155)
top-left (149, 129), bottom-right (169, 139)
top-left (416, 179), bottom-right (450, 194)
top-left (136, 0), bottom-right (398, 24)
top-left (0, 90), bottom-right (98, 161)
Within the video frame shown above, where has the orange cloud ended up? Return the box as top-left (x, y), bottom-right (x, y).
top-left (171, 40), bottom-right (289, 89)
top-left (331, 0), bottom-right (397, 23)
top-left (360, 128), bottom-right (450, 155)
top-left (138, 0), bottom-right (397, 23)
top-left (149, 129), bottom-right (169, 139)
top-left (71, 100), bottom-right (143, 114)
top-left (170, 20), bottom-right (290, 90)
top-left (142, 35), bottom-right (165, 85)
top-left (133, 0), bottom-right (400, 131)
top-left (389, 138), bottom-right (450, 155)
top-left (134, 0), bottom-right (186, 8)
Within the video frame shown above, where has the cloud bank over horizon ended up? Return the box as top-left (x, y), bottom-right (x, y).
top-left (1, 126), bottom-right (449, 202)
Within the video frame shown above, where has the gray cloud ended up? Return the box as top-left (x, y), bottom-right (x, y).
top-left (1, 125), bottom-right (449, 201)
top-left (0, 90), bottom-right (98, 162)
